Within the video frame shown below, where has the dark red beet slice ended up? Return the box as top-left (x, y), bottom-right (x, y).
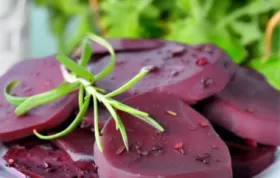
top-left (52, 128), bottom-right (97, 172)
top-left (201, 67), bottom-right (280, 145)
top-left (94, 92), bottom-right (232, 178)
top-left (232, 146), bottom-right (276, 178)
top-left (213, 125), bottom-right (276, 178)
top-left (50, 107), bottom-right (110, 170)
top-left (0, 56), bottom-right (78, 142)
top-left (87, 40), bottom-right (237, 104)
top-left (50, 107), bottom-right (109, 170)
top-left (3, 140), bottom-right (98, 178)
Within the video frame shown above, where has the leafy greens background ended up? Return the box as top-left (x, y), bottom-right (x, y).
top-left (34, 0), bottom-right (280, 89)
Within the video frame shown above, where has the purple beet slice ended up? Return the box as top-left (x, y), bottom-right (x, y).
top-left (232, 146), bottom-right (276, 178)
top-left (87, 40), bottom-right (237, 104)
top-left (94, 92), bottom-right (232, 178)
top-left (3, 140), bottom-right (98, 178)
top-left (213, 125), bottom-right (276, 178)
top-left (51, 107), bottom-right (109, 169)
top-left (52, 128), bottom-right (96, 172)
top-left (201, 67), bottom-right (280, 145)
top-left (0, 56), bottom-right (78, 142)
top-left (91, 39), bottom-right (164, 54)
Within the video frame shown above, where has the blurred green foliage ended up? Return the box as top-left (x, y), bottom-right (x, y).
top-left (35, 0), bottom-right (280, 89)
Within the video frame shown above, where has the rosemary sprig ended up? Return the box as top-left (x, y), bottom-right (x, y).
top-left (4, 33), bottom-right (164, 152)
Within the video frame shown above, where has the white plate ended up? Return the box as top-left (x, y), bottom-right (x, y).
top-left (0, 143), bottom-right (279, 178)
top-left (253, 148), bottom-right (280, 178)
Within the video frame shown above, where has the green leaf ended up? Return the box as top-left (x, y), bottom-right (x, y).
top-left (34, 95), bottom-right (90, 140)
top-left (249, 56), bottom-right (280, 90)
top-left (245, 0), bottom-right (276, 15)
top-left (104, 13), bottom-right (140, 38)
top-left (141, 3), bottom-right (160, 19)
top-left (176, 0), bottom-right (192, 13)
top-left (15, 82), bottom-right (79, 116)
top-left (79, 38), bottom-right (93, 67)
top-left (109, 100), bottom-right (149, 117)
top-left (207, 0), bottom-right (230, 21)
top-left (210, 31), bottom-right (247, 64)
top-left (217, 0), bottom-right (278, 28)
top-left (87, 33), bottom-right (116, 81)
top-left (56, 54), bottom-right (95, 82)
top-left (67, 13), bottom-right (94, 54)
top-left (100, 98), bottom-right (129, 151)
top-left (101, 0), bottom-right (140, 38)
top-left (78, 85), bottom-right (84, 109)
top-left (101, 0), bottom-right (158, 38)
top-left (93, 87), bottom-right (107, 94)
top-left (271, 25), bottom-right (280, 57)
top-left (201, 0), bottom-right (214, 19)
top-left (166, 18), bottom-right (210, 44)
top-left (132, 114), bottom-right (164, 132)
top-left (136, 0), bottom-right (154, 12)
top-left (105, 69), bottom-right (149, 98)
top-left (93, 95), bottom-right (102, 152)
top-left (4, 80), bottom-right (29, 106)
top-left (230, 17), bottom-right (262, 45)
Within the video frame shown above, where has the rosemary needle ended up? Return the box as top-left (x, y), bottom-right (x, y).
top-left (4, 33), bottom-right (164, 152)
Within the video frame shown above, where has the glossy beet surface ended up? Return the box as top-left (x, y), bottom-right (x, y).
top-left (0, 57), bottom-right (77, 142)
top-left (3, 140), bottom-right (98, 178)
top-left (94, 92), bottom-right (232, 178)
top-left (213, 126), bottom-right (276, 178)
top-left (201, 67), bottom-right (280, 145)
top-left (52, 128), bottom-right (96, 171)
top-left (87, 39), bottom-right (237, 104)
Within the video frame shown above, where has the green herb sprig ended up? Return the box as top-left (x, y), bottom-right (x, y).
top-left (4, 33), bottom-right (164, 152)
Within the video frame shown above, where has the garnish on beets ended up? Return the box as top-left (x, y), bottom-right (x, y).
top-left (0, 57), bottom-right (78, 141)
top-left (4, 33), bottom-right (164, 152)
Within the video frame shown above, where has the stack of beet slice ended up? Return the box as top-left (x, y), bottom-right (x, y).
top-left (0, 38), bottom-right (277, 178)
top-left (212, 125), bottom-right (277, 178)
top-left (200, 67), bottom-right (280, 145)
top-left (197, 66), bottom-right (280, 178)
top-left (86, 39), bottom-right (236, 103)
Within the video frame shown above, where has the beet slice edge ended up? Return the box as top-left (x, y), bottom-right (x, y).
top-left (94, 91), bottom-right (232, 178)
top-left (0, 56), bottom-right (78, 142)
top-left (87, 39), bottom-right (237, 104)
top-left (201, 67), bottom-right (280, 146)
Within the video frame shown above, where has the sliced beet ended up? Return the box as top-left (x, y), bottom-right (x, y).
top-left (50, 107), bottom-right (110, 169)
top-left (91, 39), bottom-right (164, 54)
top-left (232, 146), bottom-right (276, 178)
top-left (94, 92), bottom-right (232, 178)
top-left (3, 140), bottom-right (98, 178)
top-left (52, 128), bottom-right (96, 172)
top-left (201, 67), bottom-right (280, 145)
top-left (87, 40), bottom-right (237, 104)
top-left (0, 57), bottom-right (78, 142)
top-left (213, 125), bottom-right (276, 178)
